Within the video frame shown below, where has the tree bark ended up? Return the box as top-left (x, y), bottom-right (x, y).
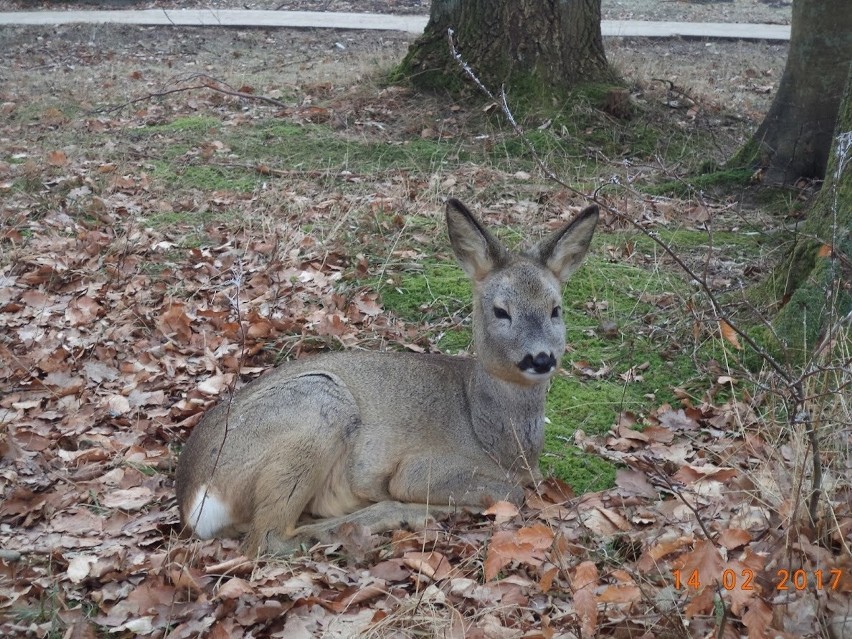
top-left (398, 0), bottom-right (612, 96)
top-left (770, 67), bottom-right (852, 360)
top-left (739, 0), bottom-right (852, 185)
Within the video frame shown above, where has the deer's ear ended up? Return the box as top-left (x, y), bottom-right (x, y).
top-left (446, 199), bottom-right (509, 280)
top-left (529, 205), bottom-right (599, 282)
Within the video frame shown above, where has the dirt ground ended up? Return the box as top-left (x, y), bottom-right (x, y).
top-left (0, 2), bottom-right (790, 129)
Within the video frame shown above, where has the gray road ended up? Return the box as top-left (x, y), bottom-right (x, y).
top-left (0, 9), bottom-right (791, 40)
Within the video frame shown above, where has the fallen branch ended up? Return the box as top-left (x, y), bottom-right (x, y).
top-left (445, 27), bottom-right (824, 525)
top-left (94, 73), bottom-right (289, 114)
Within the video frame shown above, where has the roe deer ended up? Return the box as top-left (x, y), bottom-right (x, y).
top-left (175, 198), bottom-right (598, 555)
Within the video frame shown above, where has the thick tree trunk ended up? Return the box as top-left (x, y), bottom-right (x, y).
top-left (770, 67), bottom-right (852, 360)
top-left (398, 0), bottom-right (611, 95)
top-left (739, 0), bottom-right (852, 185)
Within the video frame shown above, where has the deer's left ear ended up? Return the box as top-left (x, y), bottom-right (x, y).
top-left (528, 205), bottom-right (599, 282)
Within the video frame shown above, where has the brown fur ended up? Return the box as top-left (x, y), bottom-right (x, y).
top-left (175, 199), bottom-right (598, 554)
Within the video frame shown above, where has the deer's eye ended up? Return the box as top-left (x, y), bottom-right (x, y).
top-left (494, 307), bottom-right (511, 321)
top-left (551, 306), bottom-right (561, 319)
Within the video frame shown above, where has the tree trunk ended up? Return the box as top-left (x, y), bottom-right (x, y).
top-left (769, 67), bottom-right (852, 361)
top-left (398, 0), bottom-right (611, 96)
top-left (738, 0), bottom-right (852, 185)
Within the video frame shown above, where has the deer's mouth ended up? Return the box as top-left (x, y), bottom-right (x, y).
top-left (517, 352), bottom-right (557, 377)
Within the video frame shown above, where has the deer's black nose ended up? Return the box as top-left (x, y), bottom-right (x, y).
top-left (519, 352), bottom-right (556, 374)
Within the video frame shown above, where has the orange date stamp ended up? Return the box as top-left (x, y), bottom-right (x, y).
top-left (673, 568), bottom-right (845, 591)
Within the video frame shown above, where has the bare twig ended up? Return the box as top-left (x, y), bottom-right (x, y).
top-left (189, 263), bottom-right (251, 543)
top-left (447, 28), bottom-right (793, 385)
top-left (445, 27), bottom-right (830, 526)
top-left (94, 73), bottom-right (289, 115)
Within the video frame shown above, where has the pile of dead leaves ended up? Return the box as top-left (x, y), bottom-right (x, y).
top-left (2, 196), bottom-right (850, 638)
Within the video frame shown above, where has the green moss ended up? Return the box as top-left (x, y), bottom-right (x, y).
top-left (142, 115), bottom-right (220, 133)
top-left (728, 135), bottom-right (762, 170)
top-left (770, 255), bottom-right (852, 363)
top-left (540, 439), bottom-right (616, 493)
top-left (437, 329), bottom-right (472, 353)
top-left (379, 262), bottom-right (471, 323)
top-left (645, 168), bottom-right (753, 198)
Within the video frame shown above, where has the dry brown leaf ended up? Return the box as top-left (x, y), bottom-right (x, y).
top-left (671, 540), bottom-right (726, 591)
top-left (66, 555), bottom-right (96, 583)
top-left (673, 463), bottom-right (738, 484)
top-left (327, 583), bottom-right (387, 613)
top-left (741, 599), bottom-right (774, 639)
top-left (217, 577), bottom-right (255, 600)
top-left (579, 505), bottom-right (631, 535)
top-left (47, 149), bottom-right (67, 166)
top-left (573, 561), bottom-right (599, 638)
top-left (402, 551), bottom-right (454, 581)
top-left (637, 535), bottom-right (694, 572)
top-left (484, 525), bottom-right (554, 581)
top-left (369, 559), bottom-right (410, 582)
top-left (717, 528), bottom-right (752, 550)
top-left (483, 500), bottom-right (520, 524)
top-left (100, 486), bottom-right (154, 511)
top-left (596, 583), bottom-right (641, 604)
top-left (719, 320), bottom-right (742, 350)
top-left (683, 585), bottom-right (715, 618)
top-left (538, 565), bottom-right (558, 593)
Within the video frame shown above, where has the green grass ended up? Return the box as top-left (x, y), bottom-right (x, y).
top-left (125, 90), bottom-right (717, 201)
top-left (644, 167), bottom-right (753, 198)
top-left (141, 115), bottom-right (221, 133)
top-left (152, 163), bottom-right (261, 192)
top-left (378, 262), bottom-right (470, 324)
top-left (246, 123), bottom-right (468, 174)
top-left (132, 116), bottom-right (472, 193)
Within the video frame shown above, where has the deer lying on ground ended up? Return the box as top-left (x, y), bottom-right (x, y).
top-left (175, 198), bottom-right (598, 555)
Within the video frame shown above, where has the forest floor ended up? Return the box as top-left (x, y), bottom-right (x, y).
top-left (1, 1), bottom-right (850, 638)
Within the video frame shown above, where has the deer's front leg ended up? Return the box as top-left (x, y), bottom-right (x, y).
top-left (387, 455), bottom-right (527, 509)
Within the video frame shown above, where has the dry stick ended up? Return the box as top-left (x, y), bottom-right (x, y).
top-left (447, 28), bottom-right (789, 382)
top-left (94, 73), bottom-right (289, 114)
top-left (190, 263), bottom-right (251, 553)
top-left (446, 28), bottom-right (826, 525)
top-left (715, 583), bottom-right (730, 639)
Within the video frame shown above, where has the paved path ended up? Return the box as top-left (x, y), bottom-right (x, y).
top-left (0, 10), bottom-right (791, 41)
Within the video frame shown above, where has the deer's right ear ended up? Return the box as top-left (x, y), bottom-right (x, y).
top-left (446, 199), bottom-right (508, 281)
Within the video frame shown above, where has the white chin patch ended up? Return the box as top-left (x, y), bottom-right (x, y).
top-left (521, 368), bottom-right (554, 381)
top-left (187, 485), bottom-right (231, 539)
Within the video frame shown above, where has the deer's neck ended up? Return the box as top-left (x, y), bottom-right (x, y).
top-left (468, 363), bottom-right (548, 474)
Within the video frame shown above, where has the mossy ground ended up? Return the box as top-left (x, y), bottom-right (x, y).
top-left (93, 74), bottom-right (733, 209)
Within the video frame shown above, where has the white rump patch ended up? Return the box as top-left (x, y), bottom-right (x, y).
top-left (187, 485), bottom-right (232, 539)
